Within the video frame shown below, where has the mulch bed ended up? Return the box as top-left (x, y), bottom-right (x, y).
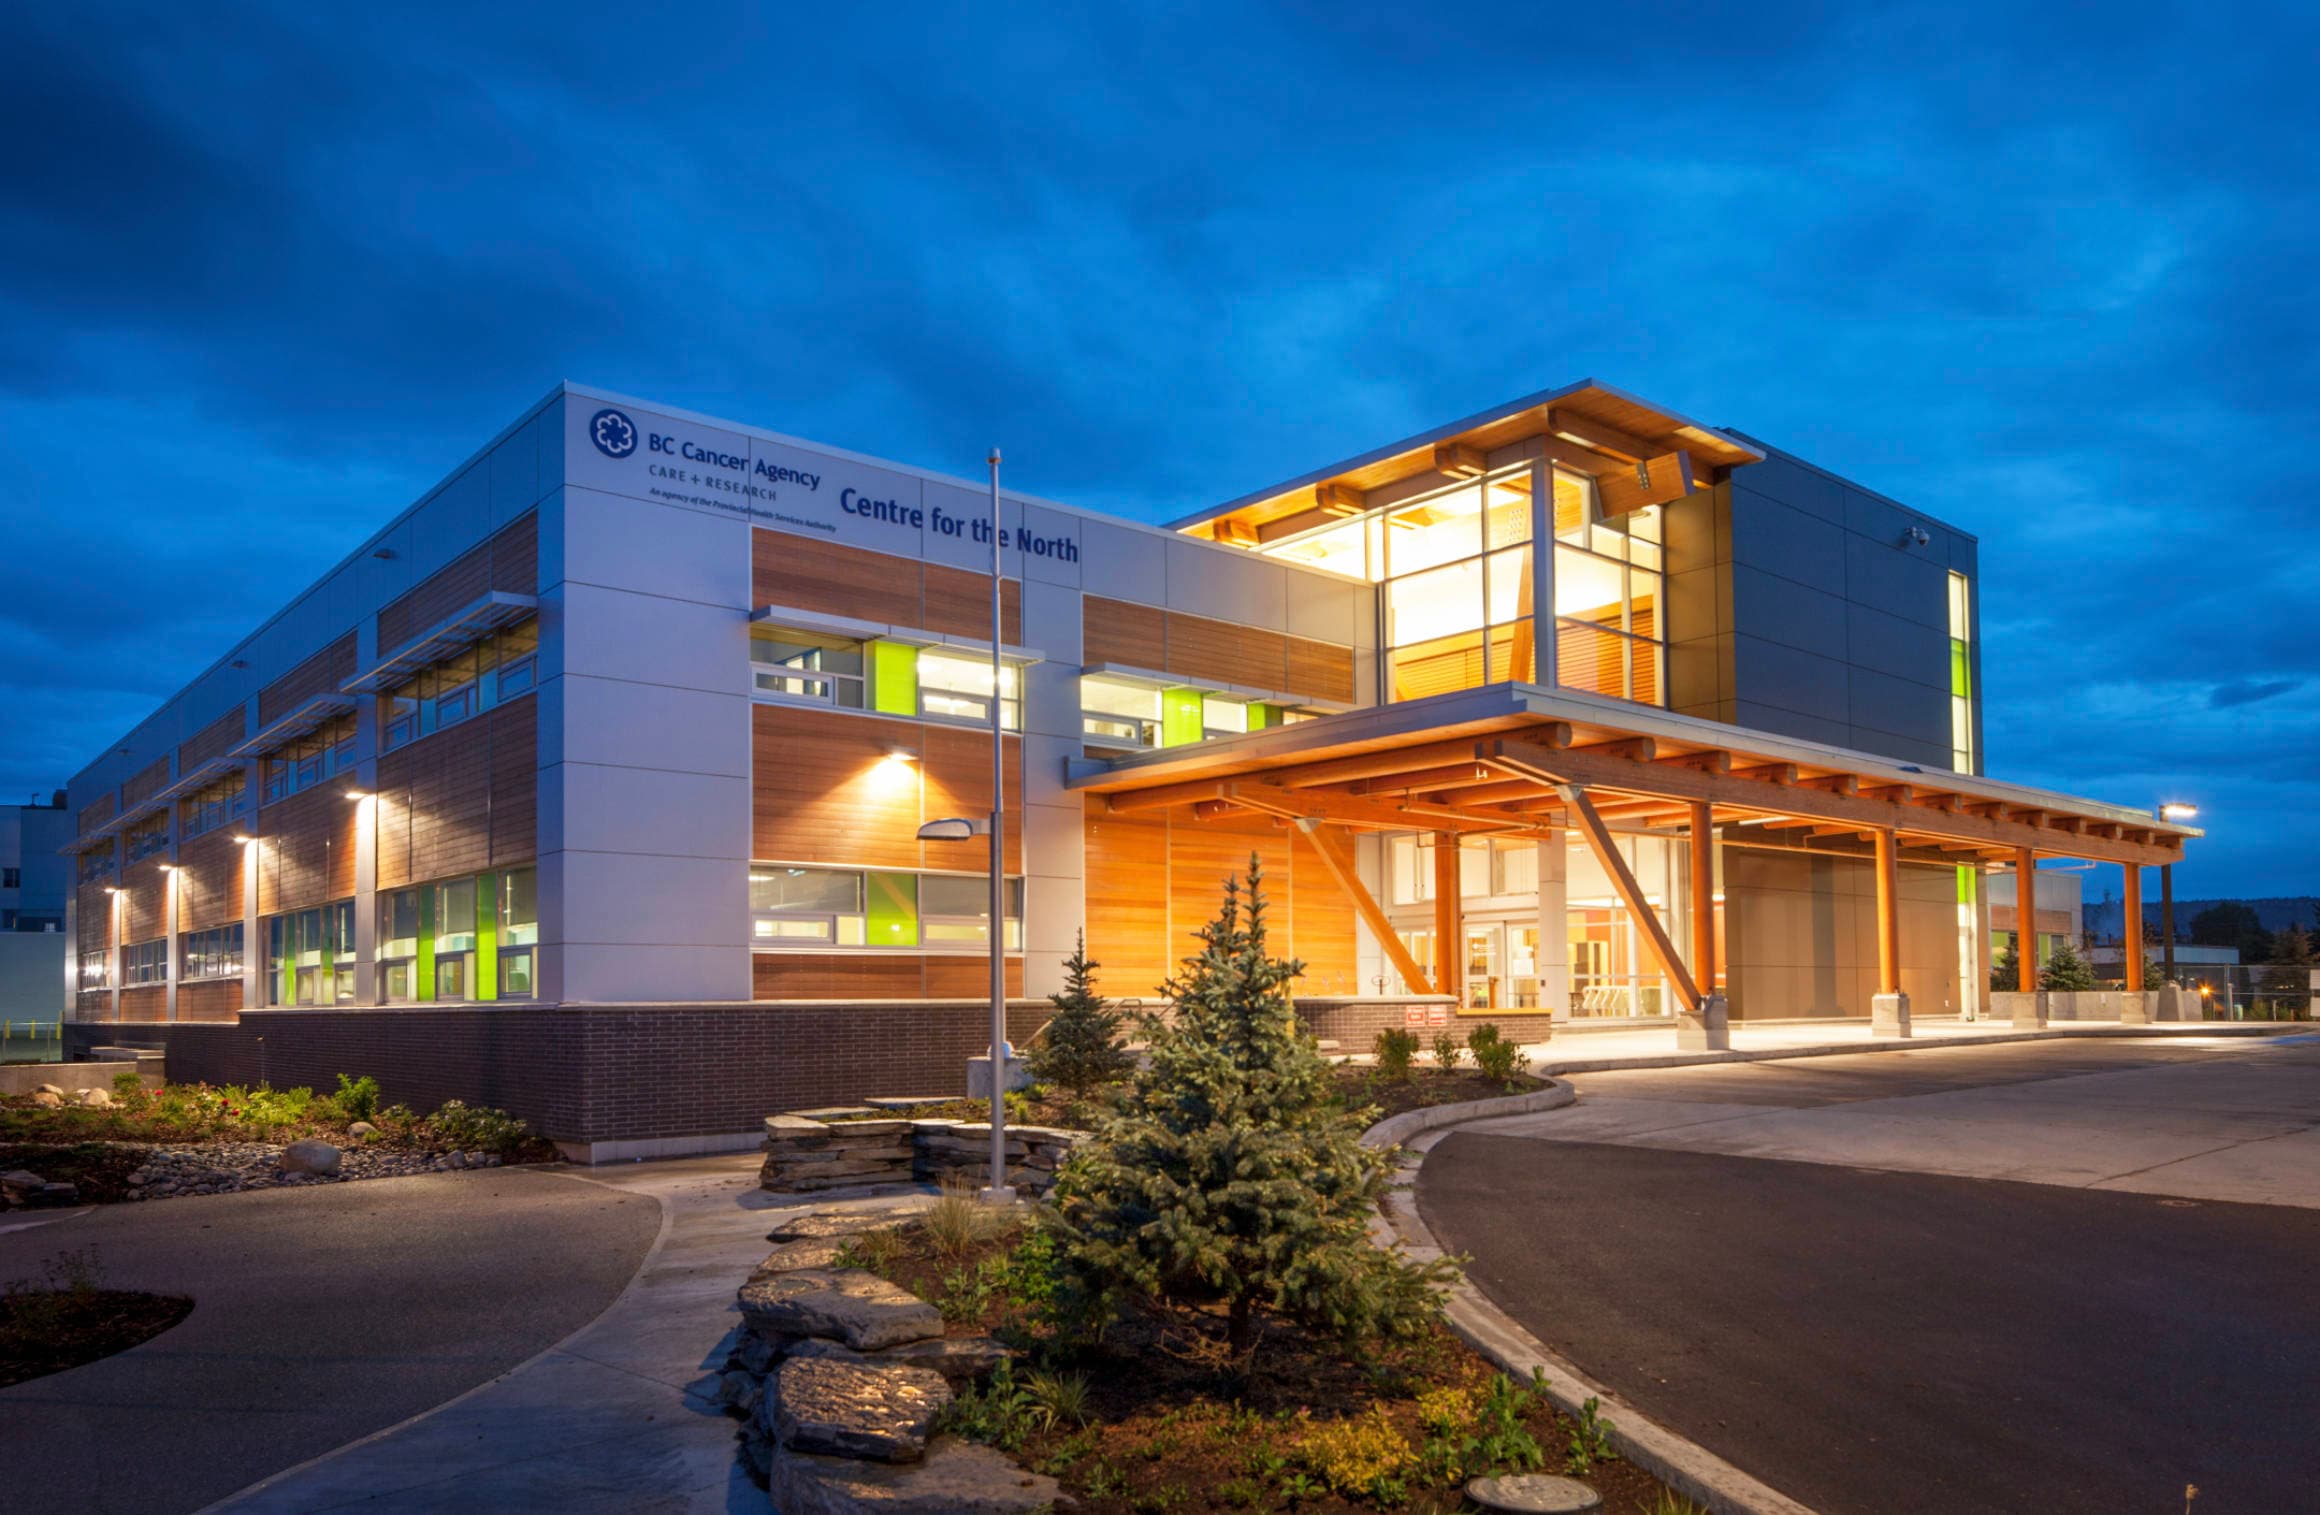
top-left (849, 1216), bottom-right (1678, 1514)
top-left (1333, 1067), bottom-right (1540, 1122)
top-left (0, 1288), bottom-right (192, 1388)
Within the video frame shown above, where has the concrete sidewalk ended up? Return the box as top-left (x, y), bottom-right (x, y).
top-left (202, 1155), bottom-right (794, 1515)
top-left (1507, 1013), bottom-right (2298, 1074)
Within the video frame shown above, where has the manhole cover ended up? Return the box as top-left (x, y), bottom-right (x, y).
top-left (1466, 1473), bottom-right (1604, 1512)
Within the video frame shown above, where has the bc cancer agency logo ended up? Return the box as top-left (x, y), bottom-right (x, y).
top-left (590, 408), bottom-right (638, 458)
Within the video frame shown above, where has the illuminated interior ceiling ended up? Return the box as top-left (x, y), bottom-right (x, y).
top-left (1172, 380), bottom-right (1766, 555)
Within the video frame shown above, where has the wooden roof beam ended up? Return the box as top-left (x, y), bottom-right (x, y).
top-left (1911, 792), bottom-right (1964, 814)
top-left (1797, 772), bottom-right (1859, 795)
top-left (1656, 749), bottom-right (1732, 775)
top-left (1432, 442), bottom-right (1487, 479)
top-left (1863, 784), bottom-right (1915, 804)
top-left (1735, 762), bottom-right (1799, 785)
top-left (1578, 737), bottom-right (1655, 763)
top-left (1278, 724), bottom-right (1570, 790)
top-left (1546, 409), bottom-right (1656, 464)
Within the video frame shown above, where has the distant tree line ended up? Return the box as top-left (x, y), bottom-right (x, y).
top-left (2185, 900), bottom-right (2317, 965)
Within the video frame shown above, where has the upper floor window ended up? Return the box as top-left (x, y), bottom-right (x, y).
top-left (181, 772), bottom-right (250, 840)
top-left (751, 629), bottom-right (867, 708)
top-left (77, 849), bottom-right (115, 884)
top-left (181, 923), bottom-right (244, 982)
top-left (381, 617), bottom-right (538, 753)
top-left (750, 864), bottom-right (1022, 950)
top-left (1, 867), bottom-right (17, 889)
top-left (264, 715), bottom-right (356, 803)
top-left (1550, 471), bottom-right (1663, 707)
top-left (752, 626), bottom-right (1023, 732)
top-left (124, 814), bottom-right (170, 863)
top-left (1078, 675), bottom-right (1310, 750)
top-left (122, 938), bottom-right (168, 987)
top-left (1947, 571), bottom-right (1974, 774)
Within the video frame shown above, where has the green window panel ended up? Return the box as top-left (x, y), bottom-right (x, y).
top-left (1950, 639), bottom-right (1970, 699)
top-left (1160, 688), bottom-right (1205, 747)
top-left (476, 871), bottom-right (499, 1003)
top-left (1956, 865), bottom-right (1978, 906)
top-left (1247, 703), bottom-right (1283, 730)
top-left (417, 886), bottom-right (437, 1002)
top-left (866, 871), bottom-right (919, 947)
top-left (869, 640), bottom-right (919, 716)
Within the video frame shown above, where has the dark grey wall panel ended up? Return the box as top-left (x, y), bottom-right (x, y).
top-left (1732, 563), bottom-right (1847, 656)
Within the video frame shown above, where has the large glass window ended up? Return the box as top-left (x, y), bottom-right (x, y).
top-left (750, 864), bottom-right (1022, 951)
top-left (266, 901), bottom-right (354, 1006)
top-left (378, 865), bottom-right (536, 1002)
top-left (263, 714), bottom-right (357, 802)
top-left (380, 618), bottom-right (539, 753)
top-left (78, 950), bottom-right (109, 991)
top-left (751, 628), bottom-right (867, 708)
top-left (918, 650), bottom-right (1021, 729)
top-left (433, 877), bottom-right (478, 1001)
top-left (498, 868), bottom-right (538, 999)
top-left (1948, 571), bottom-right (1974, 773)
top-left (124, 815), bottom-right (169, 863)
top-left (180, 773), bottom-right (249, 840)
top-left (1080, 676), bottom-right (1162, 748)
top-left (180, 923), bottom-right (243, 982)
top-left (1383, 472), bottom-right (1540, 702)
top-left (1551, 472), bottom-right (1663, 706)
top-left (122, 938), bottom-right (168, 987)
top-left (380, 886), bottom-right (422, 1001)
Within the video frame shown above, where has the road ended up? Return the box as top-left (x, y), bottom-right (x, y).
top-left (0, 1166), bottom-right (661, 1515)
top-left (1418, 1034), bottom-right (2320, 1515)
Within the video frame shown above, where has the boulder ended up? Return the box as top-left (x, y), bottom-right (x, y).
top-left (2, 1169), bottom-right (43, 1193)
top-left (754, 1237), bottom-right (851, 1274)
top-left (766, 1206), bottom-right (929, 1244)
top-left (787, 1333), bottom-right (1010, 1387)
top-left (30, 1091), bottom-right (62, 1109)
top-left (769, 1356), bottom-right (950, 1461)
top-left (278, 1139), bottom-right (343, 1177)
top-left (768, 1435), bottom-right (1063, 1515)
top-left (35, 1083), bottom-right (63, 1096)
top-left (738, 1267), bottom-right (943, 1351)
top-left (75, 1087), bottom-right (113, 1108)
top-left (348, 1121), bottom-right (380, 1139)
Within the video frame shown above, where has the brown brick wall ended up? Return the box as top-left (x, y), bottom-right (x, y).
top-left (121, 754), bottom-right (173, 809)
top-left (376, 511), bottom-right (538, 655)
top-left (176, 828), bottom-right (247, 933)
top-left (375, 696), bottom-right (536, 890)
top-left (259, 633), bottom-right (358, 727)
top-left (114, 1000), bottom-right (1057, 1146)
top-left (750, 531), bottom-right (1021, 643)
top-left (254, 785), bottom-right (357, 917)
top-left (180, 705), bottom-right (250, 771)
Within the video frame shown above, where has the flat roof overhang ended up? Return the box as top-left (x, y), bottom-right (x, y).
top-left (1068, 683), bottom-right (2196, 870)
top-left (344, 590), bottom-right (538, 695)
top-left (1173, 379), bottom-right (1768, 548)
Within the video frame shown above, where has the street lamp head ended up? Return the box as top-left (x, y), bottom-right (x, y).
top-left (916, 817), bottom-right (986, 841)
top-left (2159, 801), bottom-right (2198, 822)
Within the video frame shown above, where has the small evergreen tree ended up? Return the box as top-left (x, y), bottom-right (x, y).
top-left (1045, 857), bottom-right (1454, 1363)
top-left (1025, 935), bottom-right (1133, 1099)
top-left (2271, 924), bottom-right (2314, 966)
top-left (1990, 938), bottom-right (2020, 995)
top-left (2039, 937), bottom-right (2098, 991)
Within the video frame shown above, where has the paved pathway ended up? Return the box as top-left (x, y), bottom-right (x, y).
top-left (0, 1166), bottom-right (661, 1515)
top-left (1417, 1035), bottom-right (2320, 1514)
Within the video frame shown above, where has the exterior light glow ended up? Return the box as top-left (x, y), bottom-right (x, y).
top-left (2159, 802), bottom-right (2198, 821)
top-left (343, 789), bottom-right (370, 801)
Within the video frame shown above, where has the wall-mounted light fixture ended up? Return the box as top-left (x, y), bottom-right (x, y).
top-left (2159, 801), bottom-right (2199, 822)
top-left (1898, 525), bottom-right (1932, 548)
top-left (343, 789), bottom-right (369, 801)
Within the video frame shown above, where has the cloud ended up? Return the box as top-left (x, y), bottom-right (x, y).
top-left (2208, 679), bottom-right (2301, 711)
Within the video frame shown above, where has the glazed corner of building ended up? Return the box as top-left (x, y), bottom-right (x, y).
top-left (60, 375), bottom-right (2001, 1027)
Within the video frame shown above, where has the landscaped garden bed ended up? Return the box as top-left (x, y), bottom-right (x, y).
top-left (0, 1073), bottom-right (555, 1206)
top-left (0, 1246), bottom-right (191, 1389)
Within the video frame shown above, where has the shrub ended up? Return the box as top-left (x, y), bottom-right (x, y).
top-left (1466, 1024), bottom-right (1531, 1089)
top-left (1290, 1404), bottom-right (1415, 1496)
top-left (1372, 1026), bottom-right (1419, 1082)
top-left (1430, 1029), bottom-right (1463, 1072)
top-left (941, 1357), bottom-right (1037, 1451)
top-left (2039, 938), bottom-right (2099, 992)
top-left (922, 1176), bottom-right (1017, 1264)
top-left (1025, 937), bottom-right (1134, 1098)
top-left (425, 1099), bottom-right (533, 1156)
top-left (1047, 858), bottom-right (1456, 1364)
top-left (1565, 1394), bottom-right (1617, 1475)
top-left (1024, 1368), bottom-right (1092, 1430)
top-left (334, 1074), bottom-right (380, 1122)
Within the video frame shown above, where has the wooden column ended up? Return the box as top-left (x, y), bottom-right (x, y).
top-left (2122, 864), bottom-right (2145, 992)
top-left (2014, 846), bottom-right (2038, 992)
top-left (1873, 827), bottom-right (1901, 996)
top-left (1432, 832), bottom-right (1462, 999)
top-left (1688, 802), bottom-right (1717, 993)
top-left (1295, 820), bottom-right (1434, 998)
top-left (1559, 783), bottom-right (1701, 1012)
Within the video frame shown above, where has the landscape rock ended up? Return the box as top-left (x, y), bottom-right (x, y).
top-left (278, 1139), bottom-right (343, 1176)
top-left (35, 1083), bottom-right (63, 1096)
top-left (765, 1206), bottom-right (929, 1244)
top-left (348, 1121), bottom-right (379, 1139)
top-left (1, 1169), bottom-right (42, 1192)
top-left (738, 1267), bottom-right (943, 1351)
top-left (769, 1356), bottom-right (950, 1461)
top-left (75, 1087), bottom-right (113, 1108)
top-left (756, 1237), bottom-right (851, 1273)
top-left (787, 1333), bottom-right (1011, 1387)
top-left (30, 1090), bottom-right (62, 1108)
top-left (767, 1434), bottom-right (1063, 1515)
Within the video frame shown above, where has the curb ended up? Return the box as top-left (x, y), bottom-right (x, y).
top-left (1367, 1083), bottom-right (1819, 1515)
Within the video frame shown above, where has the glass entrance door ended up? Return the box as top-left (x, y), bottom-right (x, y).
top-left (1464, 925), bottom-right (1499, 1010)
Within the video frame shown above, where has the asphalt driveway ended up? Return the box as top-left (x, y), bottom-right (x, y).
top-left (1418, 1035), bottom-right (2320, 1515)
top-left (0, 1166), bottom-right (660, 1515)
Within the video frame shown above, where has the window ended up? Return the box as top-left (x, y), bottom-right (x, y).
top-left (122, 938), bottom-right (167, 987)
top-left (0, 867), bottom-right (16, 889)
top-left (380, 617), bottom-right (539, 753)
top-left (78, 849), bottom-right (115, 884)
top-left (125, 814), bottom-right (169, 863)
top-left (1386, 835), bottom-right (1538, 905)
top-left (1550, 472), bottom-right (1664, 706)
top-left (79, 950), bottom-right (110, 991)
top-left (750, 865), bottom-right (1022, 951)
top-left (379, 866), bottom-right (537, 1002)
top-left (180, 773), bottom-right (249, 840)
top-left (1948, 571), bottom-right (1974, 773)
top-left (433, 876), bottom-right (478, 1001)
top-left (181, 923), bottom-right (243, 982)
top-left (751, 629), bottom-right (867, 708)
top-left (1080, 676), bottom-right (1162, 748)
top-left (263, 714), bottom-right (357, 803)
top-left (918, 650), bottom-right (1021, 729)
top-left (497, 867), bottom-right (538, 998)
top-left (1381, 471), bottom-right (1544, 702)
top-left (267, 900), bottom-right (354, 1006)
top-left (379, 886), bottom-right (422, 1001)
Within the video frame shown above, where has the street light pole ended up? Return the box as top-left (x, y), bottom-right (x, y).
top-left (2157, 801), bottom-right (2198, 986)
top-left (985, 448), bottom-right (1011, 1202)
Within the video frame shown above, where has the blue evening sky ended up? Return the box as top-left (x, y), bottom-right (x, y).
top-left (3, 3), bottom-right (2313, 900)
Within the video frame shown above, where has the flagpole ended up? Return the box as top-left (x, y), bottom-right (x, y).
top-left (985, 448), bottom-right (1012, 1200)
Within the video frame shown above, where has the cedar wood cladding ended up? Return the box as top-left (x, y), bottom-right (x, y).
top-left (257, 632), bottom-right (358, 727)
top-left (121, 754), bottom-right (173, 809)
top-left (177, 979), bottom-right (243, 1022)
top-left (179, 704), bottom-right (251, 772)
top-left (749, 529), bottom-right (1023, 644)
top-left (753, 956), bottom-right (1027, 1000)
top-left (254, 783), bottom-right (358, 916)
top-left (375, 697), bottom-right (537, 891)
top-left (175, 827), bottom-right (246, 933)
top-left (375, 510), bottom-right (540, 655)
top-left (77, 793), bottom-right (117, 834)
top-left (751, 706), bottom-right (1023, 874)
top-left (1082, 595), bottom-right (1357, 704)
top-left (1082, 803), bottom-right (1358, 1001)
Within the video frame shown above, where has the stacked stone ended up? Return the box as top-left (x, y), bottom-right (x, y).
top-left (907, 1120), bottom-right (1080, 1195)
top-left (760, 1115), bottom-right (916, 1193)
top-left (711, 1207), bottom-right (1058, 1514)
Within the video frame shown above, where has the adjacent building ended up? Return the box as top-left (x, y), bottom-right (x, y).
top-left (61, 381), bottom-right (2196, 1156)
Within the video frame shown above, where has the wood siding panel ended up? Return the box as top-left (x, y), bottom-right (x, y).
top-left (77, 882), bottom-right (112, 957)
top-left (1082, 597), bottom-right (1167, 670)
top-left (919, 726), bottom-right (1024, 874)
top-left (922, 957), bottom-right (1025, 999)
top-left (487, 698), bottom-right (538, 867)
top-left (78, 793), bottom-right (117, 834)
top-left (921, 565), bottom-right (1022, 644)
top-left (118, 874), bottom-right (165, 945)
top-left (176, 829), bottom-right (246, 933)
top-left (256, 784), bottom-right (356, 916)
top-left (121, 755), bottom-right (173, 809)
top-left (373, 695), bottom-right (534, 889)
top-left (177, 979), bottom-right (243, 1022)
top-left (374, 512), bottom-right (536, 656)
top-left (77, 990), bottom-right (114, 1023)
top-left (180, 705), bottom-right (250, 772)
top-left (752, 707), bottom-right (925, 869)
top-left (1166, 613), bottom-right (1288, 690)
top-left (1284, 637), bottom-right (1358, 704)
top-left (752, 953), bottom-right (1024, 1001)
top-left (751, 531), bottom-right (921, 626)
top-left (1082, 806), bottom-right (1171, 1001)
top-left (1287, 827), bottom-right (1361, 995)
top-left (119, 986), bottom-right (165, 1022)
top-left (259, 633), bottom-right (357, 726)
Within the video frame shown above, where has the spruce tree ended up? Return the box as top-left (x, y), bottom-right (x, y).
top-left (1045, 857), bottom-right (1454, 1363)
top-left (2038, 936), bottom-right (2098, 991)
top-left (1989, 938), bottom-right (2019, 995)
top-left (1026, 934), bottom-right (1133, 1099)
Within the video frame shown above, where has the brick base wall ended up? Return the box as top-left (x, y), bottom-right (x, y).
top-left (86, 1000), bottom-right (1054, 1147)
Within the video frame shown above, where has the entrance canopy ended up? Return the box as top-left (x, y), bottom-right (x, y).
top-left (1068, 682), bottom-right (2193, 871)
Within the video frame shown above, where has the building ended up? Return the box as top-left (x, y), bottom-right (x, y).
top-left (1, 793), bottom-right (71, 1050)
top-left (62, 381), bottom-right (2197, 1157)
top-left (1985, 868), bottom-right (2085, 972)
